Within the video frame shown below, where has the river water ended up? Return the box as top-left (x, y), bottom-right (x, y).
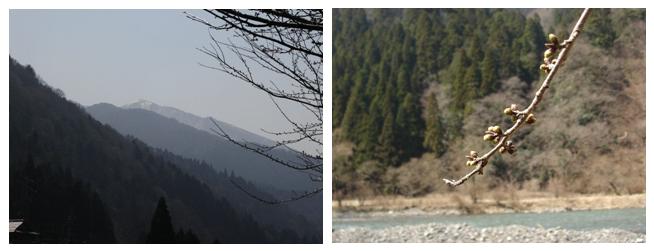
top-left (333, 207), bottom-right (645, 234)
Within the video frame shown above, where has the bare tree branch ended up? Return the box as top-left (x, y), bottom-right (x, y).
top-left (187, 9), bottom-right (323, 203)
top-left (230, 179), bottom-right (322, 205)
top-left (443, 8), bottom-right (592, 187)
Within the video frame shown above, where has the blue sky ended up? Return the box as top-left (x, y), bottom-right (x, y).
top-left (10, 9), bottom-right (319, 152)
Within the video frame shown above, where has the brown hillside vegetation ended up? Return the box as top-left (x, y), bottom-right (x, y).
top-left (332, 9), bottom-right (644, 206)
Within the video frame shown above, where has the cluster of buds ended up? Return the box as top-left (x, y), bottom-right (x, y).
top-left (540, 34), bottom-right (566, 73)
top-left (483, 125), bottom-right (502, 144)
top-left (499, 140), bottom-right (517, 154)
top-left (465, 150), bottom-right (487, 174)
top-left (465, 150), bottom-right (478, 166)
top-left (503, 104), bottom-right (536, 124)
top-left (503, 103), bottom-right (519, 121)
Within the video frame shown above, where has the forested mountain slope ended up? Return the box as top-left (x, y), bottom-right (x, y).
top-left (86, 103), bottom-right (315, 192)
top-left (333, 9), bottom-right (645, 198)
top-left (9, 57), bottom-right (310, 243)
top-left (86, 104), bottom-right (322, 232)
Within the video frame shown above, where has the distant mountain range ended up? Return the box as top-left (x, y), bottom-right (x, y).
top-left (91, 100), bottom-right (321, 228)
top-left (10, 57), bottom-right (320, 243)
top-left (123, 100), bottom-right (278, 147)
top-left (122, 99), bottom-right (322, 226)
top-left (86, 102), bottom-right (317, 192)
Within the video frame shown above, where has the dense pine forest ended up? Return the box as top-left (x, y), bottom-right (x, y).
top-left (9, 57), bottom-right (319, 243)
top-left (333, 9), bottom-right (645, 199)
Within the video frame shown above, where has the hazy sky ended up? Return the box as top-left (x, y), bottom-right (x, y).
top-left (10, 9), bottom-right (319, 152)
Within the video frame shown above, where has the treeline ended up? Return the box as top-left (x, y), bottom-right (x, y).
top-left (10, 154), bottom-right (116, 243)
top-left (333, 9), bottom-right (645, 198)
top-left (333, 9), bottom-right (546, 167)
top-left (9, 57), bottom-right (311, 243)
top-left (155, 148), bottom-right (321, 243)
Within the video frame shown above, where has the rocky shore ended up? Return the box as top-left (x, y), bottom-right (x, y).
top-left (332, 223), bottom-right (645, 243)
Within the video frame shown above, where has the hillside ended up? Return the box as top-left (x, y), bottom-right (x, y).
top-left (91, 102), bottom-right (322, 228)
top-left (86, 102), bottom-right (315, 192)
top-left (9, 57), bottom-right (314, 243)
top-left (123, 100), bottom-right (278, 147)
top-left (332, 9), bottom-right (645, 200)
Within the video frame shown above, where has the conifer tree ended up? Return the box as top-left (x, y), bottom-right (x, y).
top-left (423, 93), bottom-right (447, 156)
top-left (376, 111), bottom-right (398, 166)
top-left (146, 197), bottom-right (175, 244)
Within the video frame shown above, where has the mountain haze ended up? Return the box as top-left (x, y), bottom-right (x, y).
top-left (9, 57), bottom-right (316, 243)
top-left (123, 100), bottom-right (278, 147)
top-left (86, 103), bottom-right (315, 192)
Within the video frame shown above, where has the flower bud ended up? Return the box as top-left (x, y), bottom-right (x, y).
top-left (548, 34), bottom-right (559, 44)
top-left (544, 49), bottom-right (554, 59)
top-left (503, 107), bottom-right (513, 115)
top-left (490, 126), bottom-right (502, 134)
top-left (483, 134), bottom-right (493, 141)
top-left (526, 113), bottom-right (536, 124)
top-left (539, 64), bottom-right (549, 72)
top-left (499, 146), bottom-right (506, 153)
top-left (470, 151), bottom-right (478, 158)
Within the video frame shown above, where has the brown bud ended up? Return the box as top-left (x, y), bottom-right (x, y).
top-left (470, 151), bottom-right (478, 158)
top-left (503, 107), bottom-right (513, 115)
top-left (539, 64), bottom-right (549, 72)
top-left (499, 146), bottom-right (506, 153)
top-left (526, 113), bottom-right (536, 124)
top-left (548, 34), bottom-right (559, 44)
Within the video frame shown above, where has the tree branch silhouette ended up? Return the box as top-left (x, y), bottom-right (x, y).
top-left (186, 9), bottom-right (322, 204)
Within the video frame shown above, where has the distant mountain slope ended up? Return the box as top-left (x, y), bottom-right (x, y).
top-left (123, 100), bottom-right (277, 147)
top-left (9, 57), bottom-right (309, 243)
top-left (154, 149), bottom-right (321, 239)
top-left (86, 103), bottom-right (314, 192)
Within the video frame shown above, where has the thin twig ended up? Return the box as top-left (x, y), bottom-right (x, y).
top-left (443, 8), bottom-right (592, 187)
top-left (229, 179), bottom-right (322, 205)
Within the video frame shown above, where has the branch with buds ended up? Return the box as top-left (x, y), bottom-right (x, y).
top-left (443, 8), bottom-right (592, 187)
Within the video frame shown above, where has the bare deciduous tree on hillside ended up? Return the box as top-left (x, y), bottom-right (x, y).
top-left (186, 9), bottom-right (323, 203)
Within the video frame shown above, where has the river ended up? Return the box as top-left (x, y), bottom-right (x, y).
top-left (333, 207), bottom-right (645, 234)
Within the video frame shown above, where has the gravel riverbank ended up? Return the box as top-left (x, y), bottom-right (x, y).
top-left (332, 223), bottom-right (645, 243)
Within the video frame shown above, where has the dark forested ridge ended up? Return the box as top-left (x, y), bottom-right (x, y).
top-left (10, 154), bottom-right (116, 243)
top-left (85, 103), bottom-right (322, 234)
top-left (333, 9), bottom-right (645, 198)
top-left (9, 57), bottom-right (318, 243)
top-left (154, 148), bottom-right (321, 240)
